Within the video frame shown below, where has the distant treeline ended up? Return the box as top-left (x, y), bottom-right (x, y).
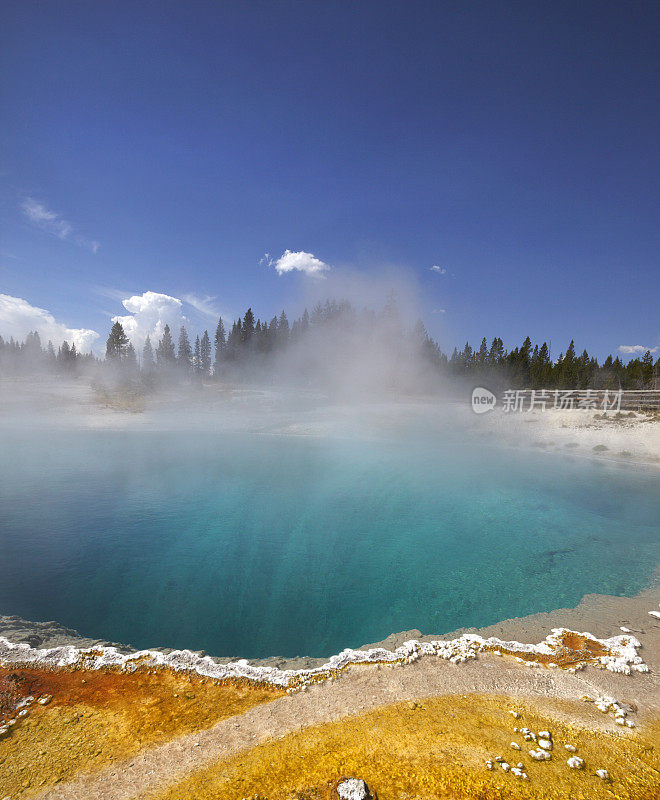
top-left (1, 298), bottom-right (658, 390)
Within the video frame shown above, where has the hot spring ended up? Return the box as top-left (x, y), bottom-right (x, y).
top-left (0, 414), bottom-right (658, 659)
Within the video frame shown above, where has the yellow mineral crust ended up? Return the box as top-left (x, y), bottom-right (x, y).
top-left (143, 694), bottom-right (660, 800)
top-left (0, 666), bottom-right (282, 796)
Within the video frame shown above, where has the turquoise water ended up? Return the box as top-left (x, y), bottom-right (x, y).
top-left (0, 427), bottom-right (658, 658)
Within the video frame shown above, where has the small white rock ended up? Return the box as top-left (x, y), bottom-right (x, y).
top-left (567, 756), bottom-right (585, 769)
top-left (508, 710), bottom-right (520, 719)
top-left (564, 744), bottom-right (577, 753)
top-left (510, 742), bottom-right (521, 750)
top-left (595, 769), bottom-right (610, 780)
top-left (337, 778), bottom-right (371, 800)
top-left (626, 719), bottom-right (635, 728)
top-left (538, 730), bottom-right (551, 739)
top-left (530, 749), bottom-right (551, 761)
top-left (538, 738), bottom-right (553, 751)
top-left (500, 762), bottom-right (510, 772)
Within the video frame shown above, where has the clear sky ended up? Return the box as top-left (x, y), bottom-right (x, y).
top-left (1, 1), bottom-right (658, 358)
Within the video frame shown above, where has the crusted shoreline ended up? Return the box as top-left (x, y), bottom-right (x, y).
top-left (0, 600), bottom-right (654, 691)
top-left (2, 569), bottom-right (658, 672)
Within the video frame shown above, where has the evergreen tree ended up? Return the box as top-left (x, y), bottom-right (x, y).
top-left (177, 326), bottom-right (193, 371)
top-left (156, 324), bottom-right (176, 366)
top-left (193, 334), bottom-right (201, 374)
top-left (125, 343), bottom-right (138, 370)
top-left (461, 341), bottom-right (473, 368)
top-left (59, 341), bottom-right (71, 363)
top-left (277, 311), bottom-right (289, 347)
top-left (241, 308), bottom-right (255, 344)
top-left (641, 350), bottom-right (654, 387)
top-left (142, 336), bottom-right (154, 369)
top-left (559, 340), bottom-right (576, 386)
top-left (106, 321), bottom-right (130, 360)
top-left (226, 318), bottom-right (240, 360)
top-left (477, 337), bottom-right (488, 364)
top-left (200, 330), bottom-right (212, 376)
top-left (213, 317), bottom-right (226, 373)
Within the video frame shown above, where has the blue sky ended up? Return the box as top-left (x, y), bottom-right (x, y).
top-left (1, 1), bottom-right (658, 358)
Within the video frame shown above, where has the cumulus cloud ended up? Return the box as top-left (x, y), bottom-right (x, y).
top-left (265, 250), bottom-right (330, 277)
top-left (429, 265), bottom-right (447, 274)
top-left (0, 294), bottom-right (99, 352)
top-left (618, 344), bottom-right (658, 355)
top-left (21, 197), bottom-right (100, 253)
top-left (112, 291), bottom-right (187, 350)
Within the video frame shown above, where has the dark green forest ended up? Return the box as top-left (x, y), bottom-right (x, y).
top-left (1, 298), bottom-right (658, 390)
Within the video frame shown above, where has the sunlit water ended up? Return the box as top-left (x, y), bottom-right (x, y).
top-left (0, 426), bottom-right (658, 658)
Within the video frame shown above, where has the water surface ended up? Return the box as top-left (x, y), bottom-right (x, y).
top-left (0, 426), bottom-right (657, 657)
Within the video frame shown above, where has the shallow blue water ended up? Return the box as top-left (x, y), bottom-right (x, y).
top-left (0, 427), bottom-right (658, 658)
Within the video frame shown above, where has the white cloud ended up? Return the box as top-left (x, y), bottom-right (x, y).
top-left (432, 308), bottom-right (446, 314)
top-left (21, 197), bottom-right (99, 253)
top-left (0, 294), bottom-right (99, 352)
top-left (182, 293), bottom-right (220, 318)
top-left (429, 265), bottom-right (447, 274)
top-left (618, 344), bottom-right (658, 355)
top-left (112, 291), bottom-right (187, 350)
top-left (265, 249), bottom-right (330, 277)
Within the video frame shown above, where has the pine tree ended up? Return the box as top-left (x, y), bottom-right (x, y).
top-left (177, 326), bottom-right (192, 371)
top-left (213, 317), bottom-right (226, 373)
top-left (142, 335), bottom-right (154, 369)
top-left (277, 311), bottom-right (289, 347)
top-left (477, 337), bottom-right (488, 364)
top-left (560, 340), bottom-right (576, 387)
top-left (125, 343), bottom-right (138, 370)
top-left (156, 324), bottom-right (176, 366)
top-left (241, 308), bottom-right (255, 344)
top-left (106, 321), bottom-right (130, 360)
top-left (462, 341), bottom-right (473, 368)
top-left (200, 330), bottom-right (211, 376)
top-left (59, 342), bottom-right (69, 362)
top-left (641, 350), bottom-right (654, 388)
top-left (226, 319), bottom-right (240, 360)
top-left (193, 335), bottom-right (201, 374)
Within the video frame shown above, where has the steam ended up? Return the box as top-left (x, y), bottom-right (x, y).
top-left (0, 265), bottom-right (458, 436)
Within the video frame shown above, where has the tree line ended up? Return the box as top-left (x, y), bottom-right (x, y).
top-left (1, 298), bottom-right (658, 390)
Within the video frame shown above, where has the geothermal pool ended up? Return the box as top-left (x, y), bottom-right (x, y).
top-left (0, 426), bottom-right (658, 658)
